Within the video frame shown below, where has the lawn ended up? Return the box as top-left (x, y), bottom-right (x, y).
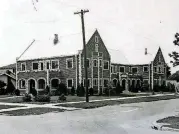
top-left (0, 105), bottom-right (24, 110)
top-left (157, 116), bottom-right (179, 130)
top-left (56, 95), bottom-right (179, 109)
top-left (0, 107), bottom-right (65, 116)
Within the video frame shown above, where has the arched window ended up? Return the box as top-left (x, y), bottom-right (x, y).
top-left (51, 79), bottom-right (59, 89)
top-left (38, 79), bottom-right (45, 89)
top-left (113, 79), bottom-right (117, 87)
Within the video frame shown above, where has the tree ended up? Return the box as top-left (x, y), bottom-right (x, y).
top-left (0, 80), bottom-right (6, 89)
top-left (169, 33), bottom-right (179, 67)
top-left (166, 65), bottom-right (171, 78)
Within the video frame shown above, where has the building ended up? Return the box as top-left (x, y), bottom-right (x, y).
top-left (16, 30), bottom-right (167, 94)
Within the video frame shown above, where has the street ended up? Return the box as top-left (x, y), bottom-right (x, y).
top-left (0, 99), bottom-right (179, 134)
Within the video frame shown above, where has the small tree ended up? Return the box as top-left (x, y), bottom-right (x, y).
top-left (76, 84), bottom-right (81, 96)
top-left (71, 86), bottom-right (75, 96)
top-left (115, 82), bottom-right (122, 94)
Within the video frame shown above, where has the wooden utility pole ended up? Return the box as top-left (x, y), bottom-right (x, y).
top-left (74, 9), bottom-right (89, 102)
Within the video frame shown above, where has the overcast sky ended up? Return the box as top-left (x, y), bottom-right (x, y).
top-left (0, 0), bottom-right (179, 73)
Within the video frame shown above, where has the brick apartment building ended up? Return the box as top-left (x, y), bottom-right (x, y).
top-left (16, 30), bottom-right (167, 94)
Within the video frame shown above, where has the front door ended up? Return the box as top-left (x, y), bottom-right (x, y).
top-left (122, 79), bottom-right (126, 90)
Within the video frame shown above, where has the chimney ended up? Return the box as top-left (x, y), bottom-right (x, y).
top-left (145, 48), bottom-right (147, 55)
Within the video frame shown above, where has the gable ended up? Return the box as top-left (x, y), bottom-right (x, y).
top-left (83, 30), bottom-right (110, 60)
top-left (153, 47), bottom-right (166, 65)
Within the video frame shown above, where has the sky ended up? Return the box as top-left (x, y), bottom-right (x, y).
top-left (0, 0), bottom-right (179, 73)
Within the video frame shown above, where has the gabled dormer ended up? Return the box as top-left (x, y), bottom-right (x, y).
top-left (153, 47), bottom-right (166, 65)
top-left (82, 29), bottom-right (110, 61)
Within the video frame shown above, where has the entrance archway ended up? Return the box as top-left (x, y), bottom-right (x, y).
top-left (28, 79), bottom-right (36, 93)
top-left (122, 79), bottom-right (126, 90)
top-left (51, 79), bottom-right (60, 89)
top-left (38, 79), bottom-right (46, 89)
top-left (132, 80), bottom-right (135, 88)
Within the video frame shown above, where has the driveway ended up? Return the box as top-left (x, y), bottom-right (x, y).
top-left (0, 99), bottom-right (179, 134)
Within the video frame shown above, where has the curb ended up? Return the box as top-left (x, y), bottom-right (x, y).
top-left (151, 121), bottom-right (179, 132)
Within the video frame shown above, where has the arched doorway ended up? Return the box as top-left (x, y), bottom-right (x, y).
top-left (28, 79), bottom-right (36, 93)
top-left (38, 79), bottom-right (46, 89)
top-left (122, 79), bottom-right (126, 90)
top-left (51, 79), bottom-right (59, 89)
top-left (137, 80), bottom-right (140, 86)
top-left (132, 80), bottom-right (135, 88)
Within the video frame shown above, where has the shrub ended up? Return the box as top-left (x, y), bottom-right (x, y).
top-left (22, 93), bottom-right (32, 102)
top-left (115, 82), bottom-right (123, 94)
top-left (58, 94), bottom-right (66, 101)
top-left (35, 95), bottom-right (50, 102)
top-left (45, 85), bottom-right (50, 95)
top-left (31, 88), bottom-right (37, 97)
top-left (76, 84), bottom-right (81, 96)
top-left (55, 83), bottom-right (68, 96)
top-left (104, 88), bottom-right (116, 96)
top-left (0, 88), bottom-right (5, 95)
top-left (71, 86), bottom-right (75, 96)
top-left (14, 89), bottom-right (20, 96)
top-left (76, 84), bottom-right (85, 97)
top-left (89, 88), bottom-right (94, 96)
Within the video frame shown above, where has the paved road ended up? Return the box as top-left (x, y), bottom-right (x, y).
top-left (0, 99), bottom-right (179, 134)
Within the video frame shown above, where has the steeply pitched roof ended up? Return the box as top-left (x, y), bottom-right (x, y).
top-left (17, 29), bottom-right (164, 65)
top-left (0, 63), bottom-right (16, 69)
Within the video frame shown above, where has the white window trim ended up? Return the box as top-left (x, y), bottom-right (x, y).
top-left (93, 59), bottom-right (97, 67)
top-left (51, 60), bottom-right (59, 70)
top-left (95, 35), bottom-right (99, 43)
top-left (66, 58), bottom-right (73, 69)
top-left (19, 79), bottom-right (26, 89)
top-left (131, 67), bottom-right (138, 73)
top-left (99, 59), bottom-right (102, 67)
top-left (67, 78), bottom-right (73, 88)
top-left (39, 61), bottom-right (44, 71)
top-left (103, 60), bottom-right (109, 70)
top-left (143, 66), bottom-right (149, 72)
top-left (32, 61), bottom-right (39, 71)
top-left (103, 78), bottom-right (109, 87)
top-left (20, 62), bottom-right (26, 72)
top-left (46, 60), bottom-right (51, 70)
top-left (119, 66), bottom-right (125, 73)
top-left (93, 78), bottom-right (98, 86)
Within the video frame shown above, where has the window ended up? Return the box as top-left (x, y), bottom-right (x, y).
top-left (93, 79), bottom-right (98, 86)
top-left (104, 79), bottom-right (109, 87)
top-left (40, 62), bottom-right (44, 70)
top-left (32, 62), bottom-right (38, 70)
top-left (95, 44), bottom-right (99, 52)
top-left (67, 79), bottom-right (73, 88)
top-left (143, 79), bottom-right (149, 85)
top-left (132, 67), bottom-right (138, 73)
top-left (143, 66), bottom-right (148, 72)
top-left (120, 67), bottom-right (125, 73)
top-left (113, 79), bottom-right (117, 87)
top-left (158, 67), bottom-right (161, 73)
top-left (93, 59), bottom-right (97, 67)
top-left (21, 63), bottom-right (26, 71)
top-left (46, 61), bottom-right (50, 70)
top-left (111, 65), bottom-right (114, 73)
top-left (115, 66), bottom-right (118, 73)
top-left (103, 61), bottom-right (109, 70)
top-left (95, 36), bottom-right (99, 43)
top-left (66, 58), bottom-right (73, 69)
top-left (99, 60), bottom-right (102, 67)
top-left (38, 79), bottom-right (45, 89)
top-left (19, 79), bottom-right (26, 89)
top-left (154, 67), bottom-right (157, 73)
top-left (51, 60), bottom-right (59, 69)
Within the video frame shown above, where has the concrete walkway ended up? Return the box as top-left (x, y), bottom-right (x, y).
top-left (0, 93), bottom-right (176, 114)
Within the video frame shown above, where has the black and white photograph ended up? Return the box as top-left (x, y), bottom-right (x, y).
top-left (0, 0), bottom-right (179, 133)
